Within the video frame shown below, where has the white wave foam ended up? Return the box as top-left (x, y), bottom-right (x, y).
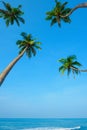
top-left (71, 126), bottom-right (81, 130)
top-left (22, 126), bottom-right (80, 130)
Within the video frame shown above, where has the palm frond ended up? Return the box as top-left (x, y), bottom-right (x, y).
top-left (21, 32), bottom-right (27, 37)
top-left (34, 45), bottom-right (42, 50)
top-left (31, 47), bottom-right (36, 56)
top-left (26, 48), bottom-right (32, 58)
top-left (45, 14), bottom-right (53, 20)
top-left (72, 61), bottom-right (82, 67)
top-left (46, 11), bottom-right (55, 16)
top-left (59, 66), bottom-right (64, 72)
top-left (16, 40), bottom-right (22, 45)
top-left (61, 2), bottom-right (68, 10)
top-left (59, 58), bottom-right (66, 64)
top-left (51, 18), bottom-right (57, 26)
top-left (21, 32), bottom-right (32, 41)
top-left (36, 41), bottom-right (41, 45)
top-left (67, 55), bottom-right (77, 61)
top-left (56, 1), bottom-right (61, 8)
top-left (62, 16), bottom-right (71, 23)
top-left (17, 16), bottom-right (25, 24)
top-left (0, 13), bottom-right (3, 17)
top-left (5, 19), bottom-right (10, 26)
top-left (61, 8), bottom-right (71, 15)
top-left (10, 17), bottom-right (14, 25)
top-left (14, 16), bottom-right (20, 26)
top-left (59, 66), bottom-right (66, 74)
top-left (56, 16), bottom-right (61, 27)
top-left (2, 1), bottom-right (12, 12)
top-left (67, 68), bottom-right (71, 76)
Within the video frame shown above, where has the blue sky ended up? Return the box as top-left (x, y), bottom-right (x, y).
top-left (0, 0), bottom-right (87, 118)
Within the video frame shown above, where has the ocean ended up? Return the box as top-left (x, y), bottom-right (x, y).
top-left (0, 118), bottom-right (87, 130)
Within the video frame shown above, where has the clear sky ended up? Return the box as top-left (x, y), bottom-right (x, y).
top-left (0, 0), bottom-right (87, 118)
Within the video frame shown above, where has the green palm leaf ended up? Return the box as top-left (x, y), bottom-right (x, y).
top-left (67, 67), bottom-right (71, 76)
top-left (59, 66), bottom-right (66, 74)
top-left (34, 45), bottom-right (42, 50)
top-left (62, 16), bottom-right (71, 23)
top-left (61, 2), bottom-right (68, 11)
top-left (2, 1), bottom-right (12, 12)
top-left (67, 55), bottom-right (77, 60)
top-left (58, 58), bottom-right (66, 64)
top-left (51, 18), bottom-right (57, 26)
top-left (72, 61), bottom-right (82, 67)
top-left (14, 16), bottom-right (20, 26)
top-left (17, 16), bottom-right (25, 24)
top-left (5, 19), bottom-right (10, 26)
top-left (31, 47), bottom-right (36, 56)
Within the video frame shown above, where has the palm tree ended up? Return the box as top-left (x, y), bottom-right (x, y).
top-left (45, 0), bottom-right (71, 27)
top-left (0, 32), bottom-right (41, 86)
top-left (0, 1), bottom-right (25, 26)
top-left (60, 2), bottom-right (87, 18)
top-left (58, 55), bottom-right (82, 77)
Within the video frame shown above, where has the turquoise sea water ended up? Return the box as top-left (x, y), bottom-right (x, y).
top-left (0, 118), bottom-right (87, 130)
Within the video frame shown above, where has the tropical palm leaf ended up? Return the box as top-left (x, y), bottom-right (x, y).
top-left (17, 16), bottom-right (25, 24)
top-left (2, 1), bottom-right (12, 12)
top-left (62, 16), bottom-right (71, 23)
top-left (72, 61), bottom-right (82, 67)
top-left (58, 58), bottom-right (66, 64)
top-left (14, 16), bottom-right (20, 26)
top-left (61, 2), bottom-right (68, 11)
top-left (21, 32), bottom-right (32, 41)
top-left (51, 18), bottom-right (57, 26)
top-left (67, 55), bottom-right (77, 60)
top-left (31, 47), bottom-right (36, 56)
top-left (5, 19), bottom-right (10, 26)
top-left (34, 45), bottom-right (42, 50)
top-left (59, 66), bottom-right (66, 74)
top-left (67, 67), bottom-right (71, 76)
top-left (26, 48), bottom-right (32, 57)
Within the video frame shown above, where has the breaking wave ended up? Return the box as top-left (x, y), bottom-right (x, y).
top-left (23, 126), bottom-right (81, 130)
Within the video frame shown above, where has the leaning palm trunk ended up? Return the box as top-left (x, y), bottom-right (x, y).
top-left (71, 66), bottom-right (87, 72)
top-left (60, 3), bottom-right (87, 18)
top-left (0, 47), bottom-right (27, 86)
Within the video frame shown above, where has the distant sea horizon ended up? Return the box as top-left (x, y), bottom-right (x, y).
top-left (0, 118), bottom-right (87, 130)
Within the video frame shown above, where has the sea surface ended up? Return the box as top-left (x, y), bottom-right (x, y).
top-left (0, 118), bottom-right (87, 130)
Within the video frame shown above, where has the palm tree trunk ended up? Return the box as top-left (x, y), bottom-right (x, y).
top-left (60, 2), bottom-right (87, 18)
top-left (0, 48), bottom-right (27, 86)
top-left (70, 66), bottom-right (87, 72)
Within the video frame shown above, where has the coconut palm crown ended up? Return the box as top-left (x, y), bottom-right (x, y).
top-left (0, 1), bottom-right (25, 26)
top-left (16, 32), bottom-right (41, 58)
top-left (46, 0), bottom-right (71, 27)
top-left (58, 55), bottom-right (82, 77)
